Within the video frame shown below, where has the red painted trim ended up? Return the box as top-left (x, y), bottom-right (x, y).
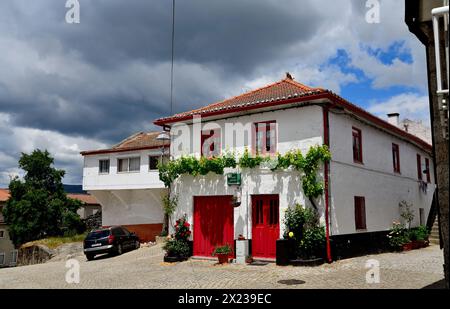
top-left (417, 154), bottom-right (422, 180)
top-left (201, 129), bottom-right (221, 157)
top-left (253, 120), bottom-right (277, 155)
top-left (392, 143), bottom-right (400, 173)
top-left (322, 106), bottom-right (332, 263)
top-left (352, 127), bottom-right (363, 164)
top-left (80, 145), bottom-right (169, 156)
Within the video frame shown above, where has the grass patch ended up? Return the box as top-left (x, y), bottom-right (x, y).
top-left (22, 233), bottom-right (87, 249)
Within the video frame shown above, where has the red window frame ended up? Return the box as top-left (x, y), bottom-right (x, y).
top-left (253, 121), bottom-right (277, 155)
top-left (392, 143), bottom-right (400, 173)
top-left (352, 127), bottom-right (363, 163)
top-left (354, 196), bottom-right (366, 230)
top-left (417, 154), bottom-right (422, 180)
top-left (201, 129), bottom-right (221, 157)
top-left (425, 158), bottom-right (431, 183)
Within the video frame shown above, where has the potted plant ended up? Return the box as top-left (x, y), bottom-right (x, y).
top-left (212, 244), bottom-right (233, 264)
top-left (163, 214), bottom-right (192, 262)
top-left (163, 239), bottom-right (190, 262)
top-left (409, 225), bottom-right (429, 249)
top-left (387, 221), bottom-right (411, 251)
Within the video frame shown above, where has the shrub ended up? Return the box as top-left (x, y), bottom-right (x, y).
top-left (212, 244), bottom-right (233, 256)
top-left (409, 225), bottom-right (429, 241)
top-left (283, 204), bottom-right (325, 259)
top-left (387, 222), bottom-right (410, 248)
top-left (283, 204), bottom-right (318, 240)
top-left (298, 226), bottom-right (326, 259)
top-left (399, 201), bottom-right (415, 229)
top-left (163, 240), bottom-right (190, 258)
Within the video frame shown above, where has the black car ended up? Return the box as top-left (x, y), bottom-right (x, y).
top-left (83, 226), bottom-right (140, 260)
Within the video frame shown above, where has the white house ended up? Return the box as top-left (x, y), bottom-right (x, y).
top-left (81, 132), bottom-right (169, 242)
top-left (153, 74), bottom-right (435, 260)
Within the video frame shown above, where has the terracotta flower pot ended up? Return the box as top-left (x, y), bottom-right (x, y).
top-left (411, 241), bottom-right (420, 250)
top-left (402, 242), bottom-right (413, 251)
top-left (217, 253), bottom-right (229, 264)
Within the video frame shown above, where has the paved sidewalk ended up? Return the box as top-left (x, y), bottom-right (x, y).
top-left (0, 244), bottom-right (444, 289)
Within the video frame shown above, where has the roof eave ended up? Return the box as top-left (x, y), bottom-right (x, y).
top-left (153, 91), bottom-right (330, 126)
top-left (80, 145), bottom-right (169, 156)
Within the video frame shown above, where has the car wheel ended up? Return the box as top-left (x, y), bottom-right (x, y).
top-left (135, 241), bottom-right (140, 249)
top-left (86, 254), bottom-right (94, 261)
top-left (117, 244), bottom-right (123, 255)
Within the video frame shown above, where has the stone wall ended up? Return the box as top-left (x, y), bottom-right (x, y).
top-left (17, 245), bottom-right (54, 266)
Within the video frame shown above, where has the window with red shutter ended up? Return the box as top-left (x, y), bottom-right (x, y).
top-left (201, 129), bottom-right (221, 157)
top-left (354, 196), bottom-right (366, 230)
top-left (425, 158), bottom-right (431, 183)
top-left (392, 143), bottom-right (400, 173)
top-left (352, 127), bottom-right (363, 163)
top-left (253, 121), bottom-right (277, 155)
top-left (417, 154), bottom-right (422, 180)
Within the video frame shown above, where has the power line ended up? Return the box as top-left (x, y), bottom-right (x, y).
top-left (170, 0), bottom-right (175, 116)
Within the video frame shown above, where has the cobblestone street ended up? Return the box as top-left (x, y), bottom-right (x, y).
top-left (0, 244), bottom-right (444, 289)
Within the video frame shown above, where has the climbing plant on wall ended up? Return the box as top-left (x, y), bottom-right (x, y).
top-left (158, 145), bottom-right (331, 206)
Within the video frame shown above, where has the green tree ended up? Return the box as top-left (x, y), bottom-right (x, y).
top-left (3, 149), bottom-right (85, 246)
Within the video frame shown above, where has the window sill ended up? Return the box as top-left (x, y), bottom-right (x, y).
top-left (353, 160), bottom-right (364, 165)
top-left (117, 171), bottom-right (141, 174)
top-left (355, 229), bottom-right (367, 232)
top-left (98, 172), bottom-right (110, 175)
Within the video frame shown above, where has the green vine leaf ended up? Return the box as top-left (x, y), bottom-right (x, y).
top-left (158, 145), bottom-right (331, 200)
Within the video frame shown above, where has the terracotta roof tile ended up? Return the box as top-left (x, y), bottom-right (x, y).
top-left (81, 131), bottom-right (168, 156)
top-left (155, 77), bottom-right (324, 123)
top-left (0, 189), bottom-right (10, 202)
top-left (68, 193), bottom-right (99, 205)
top-left (153, 75), bottom-right (432, 152)
top-left (113, 132), bottom-right (166, 149)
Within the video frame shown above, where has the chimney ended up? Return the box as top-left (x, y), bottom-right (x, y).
top-left (387, 113), bottom-right (400, 127)
top-left (285, 72), bottom-right (293, 80)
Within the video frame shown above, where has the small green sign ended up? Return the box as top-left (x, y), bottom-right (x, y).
top-left (227, 173), bottom-right (241, 186)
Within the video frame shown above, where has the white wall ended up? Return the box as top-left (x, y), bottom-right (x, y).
top-left (170, 106), bottom-right (325, 239)
top-left (171, 106), bottom-right (324, 159)
top-left (82, 149), bottom-right (166, 190)
top-left (89, 189), bottom-right (165, 226)
top-left (329, 111), bottom-right (435, 235)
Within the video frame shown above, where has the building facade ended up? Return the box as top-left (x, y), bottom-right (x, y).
top-left (154, 75), bottom-right (435, 260)
top-left (81, 132), bottom-right (169, 242)
top-left (0, 189), bottom-right (18, 267)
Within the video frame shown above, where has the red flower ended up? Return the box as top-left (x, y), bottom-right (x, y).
top-left (184, 222), bottom-right (190, 227)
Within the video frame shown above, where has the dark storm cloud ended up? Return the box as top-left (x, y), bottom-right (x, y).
top-left (0, 0), bottom-right (323, 145)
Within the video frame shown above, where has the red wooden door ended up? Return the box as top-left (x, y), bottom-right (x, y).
top-left (252, 195), bottom-right (279, 258)
top-left (193, 196), bottom-right (234, 257)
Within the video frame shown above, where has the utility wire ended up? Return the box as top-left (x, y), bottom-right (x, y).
top-left (170, 0), bottom-right (175, 115)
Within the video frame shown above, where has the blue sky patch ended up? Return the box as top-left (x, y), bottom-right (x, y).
top-left (325, 47), bottom-right (422, 109)
top-left (361, 41), bottom-right (413, 65)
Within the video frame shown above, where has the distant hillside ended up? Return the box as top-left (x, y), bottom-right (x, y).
top-left (63, 184), bottom-right (86, 194)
